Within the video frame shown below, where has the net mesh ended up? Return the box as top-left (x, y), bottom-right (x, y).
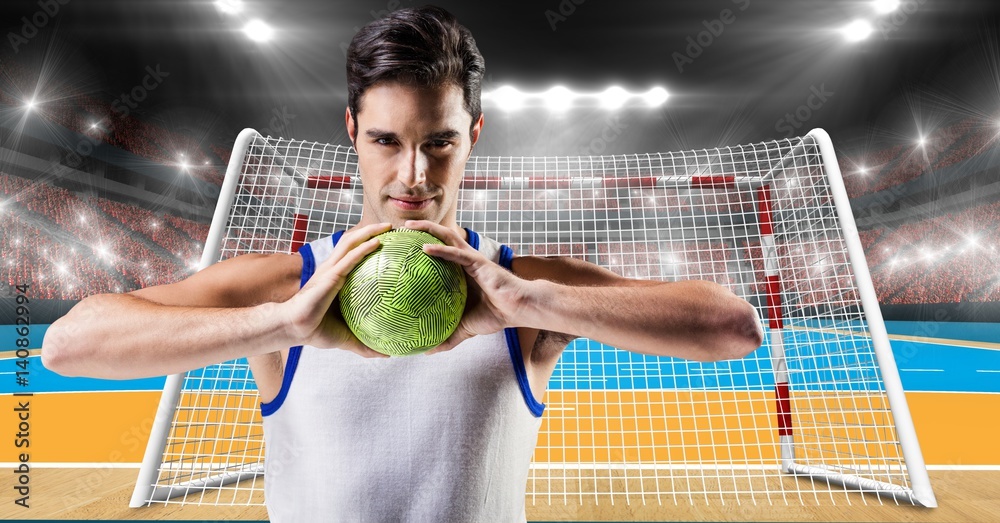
top-left (142, 131), bottom-right (917, 507)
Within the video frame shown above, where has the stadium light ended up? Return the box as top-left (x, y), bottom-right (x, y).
top-left (215, 0), bottom-right (244, 15)
top-left (544, 86), bottom-right (574, 112)
top-left (917, 136), bottom-right (926, 147)
top-left (24, 97), bottom-right (37, 111)
top-left (841, 20), bottom-right (874, 42)
top-left (491, 85), bottom-right (525, 112)
top-left (859, 165), bottom-right (869, 175)
top-left (642, 87), bottom-right (670, 107)
top-left (873, 0), bottom-right (900, 14)
top-left (243, 19), bottom-right (274, 43)
top-left (599, 86), bottom-right (629, 110)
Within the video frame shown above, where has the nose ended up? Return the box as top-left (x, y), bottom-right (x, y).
top-left (397, 147), bottom-right (428, 188)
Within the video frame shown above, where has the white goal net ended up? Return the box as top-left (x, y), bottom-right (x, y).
top-left (130, 128), bottom-right (935, 508)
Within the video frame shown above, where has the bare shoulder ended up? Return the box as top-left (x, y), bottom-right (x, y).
top-left (129, 252), bottom-right (303, 308)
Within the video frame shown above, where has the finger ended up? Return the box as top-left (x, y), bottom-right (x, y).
top-left (326, 237), bottom-right (382, 290)
top-left (346, 343), bottom-right (391, 359)
top-left (425, 325), bottom-right (473, 355)
top-left (422, 243), bottom-right (481, 268)
top-left (403, 220), bottom-right (465, 248)
top-left (301, 236), bottom-right (381, 300)
top-left (321, 222), bottom-right (393, 269)
top-left (334, 332), bottom-right (390, 359)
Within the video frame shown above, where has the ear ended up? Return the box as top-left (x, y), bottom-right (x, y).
top-left (469, 112), bottom-right (484, 156)
top-left (345, 107), bottom-right (356, 146)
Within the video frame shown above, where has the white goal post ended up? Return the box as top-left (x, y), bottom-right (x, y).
top-left (129, 128), bottom-right (936, 508)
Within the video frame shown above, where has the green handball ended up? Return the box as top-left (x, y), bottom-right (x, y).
top-left (338, 228), bottom-right (467, 356)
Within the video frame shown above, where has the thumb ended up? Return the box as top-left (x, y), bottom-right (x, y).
top-left (425, 323), bottom-right (474, 355)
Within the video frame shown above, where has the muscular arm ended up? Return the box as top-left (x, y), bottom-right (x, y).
top-left (41, 253), bottom-right (302, 379)
top-left (512, 256), bottom-right (764, 362)
top-left (42, 223), bottom-right (392, 381)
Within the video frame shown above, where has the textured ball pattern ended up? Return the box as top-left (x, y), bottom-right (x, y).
top-left (338, 228), bottom-right (467, 356)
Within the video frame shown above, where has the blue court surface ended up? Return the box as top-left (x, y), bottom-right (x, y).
top-left (2, 321), bottom-right (998, 395)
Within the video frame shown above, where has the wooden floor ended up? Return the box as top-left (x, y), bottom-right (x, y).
top-left (2, 469), bottom-right (997, 521)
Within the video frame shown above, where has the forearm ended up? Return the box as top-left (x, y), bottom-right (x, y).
top-left (523, 279), bottom-right (763, 362)
top-left (42, 293), bottom-right (291, 379)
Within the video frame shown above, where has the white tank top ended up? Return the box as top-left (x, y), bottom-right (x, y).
top-left (261, 229), bottom-right (545, 522)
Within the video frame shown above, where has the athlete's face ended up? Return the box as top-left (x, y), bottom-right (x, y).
top-left (347, 81), bottom-right (483, 229)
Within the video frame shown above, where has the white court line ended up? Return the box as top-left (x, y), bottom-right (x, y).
top-left (975, 369), bottom-right (1000, 373)
top-left (898, 369), bottom-right (944, 372)
top-left (0, 462), bottom-right (141, 468)
top-left (0, 390), bottom-right (172, 396)
top-left (4, 462), bottom-right (996, 471)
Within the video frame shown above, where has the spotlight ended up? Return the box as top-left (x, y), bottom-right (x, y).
top-left (841, 20), bottom-right (873, 42)
top-left (917, 136), bottom-right (926, 147)
top-left (599, 86), bottom-right (629, 110)
top-left (215, 0), bottom-right (244, 15)
top-left (642, 87), bottom-right (669, 107)
top-left (243, 19), bottom-right (274, 43)
top-left (24, 98), bottom-right (37, 111)
top-left (492, 86), bottom-right (525, 112)
top-left (873, 0), bottom-right (900, 14)
top-left (543, 86), bottom-right (574, 112)
top-left (859, 165), bottom-right (869, 175)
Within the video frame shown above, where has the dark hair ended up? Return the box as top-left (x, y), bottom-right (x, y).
top-left (346, 5), bottom-right (485, 138)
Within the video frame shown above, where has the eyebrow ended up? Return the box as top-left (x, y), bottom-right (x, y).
top-left (364, 128), bottom-right (461, 141)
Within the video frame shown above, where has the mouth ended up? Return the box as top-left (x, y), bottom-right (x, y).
top-left (388, 196), bottom-right (434, 211)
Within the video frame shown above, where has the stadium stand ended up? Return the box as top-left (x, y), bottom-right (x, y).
top-left (841, 117), bottom-right (1000, 198)
top-left (2, 56), bottom-right (997, 305)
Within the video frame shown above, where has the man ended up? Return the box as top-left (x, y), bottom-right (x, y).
top-left (42, 5), bottom-right (764, 522)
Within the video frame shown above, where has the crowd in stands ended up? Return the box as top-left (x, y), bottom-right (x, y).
top-left (2, 57), bottom-right (998, 306)
top-left (92, 198), bottom-right (202, 262)
top-left (862, 200), bottom-right (1000, 304)
top-left (1, 171), bottom-right (207, 300)
top-left (0, 59), bottom-right (227, 187)
top-left (4, 164), bottom-right (997, 304)
top-left (165, 214), bottom-right (211, 241)
top-left (840, 117), bottom-right (999, 198)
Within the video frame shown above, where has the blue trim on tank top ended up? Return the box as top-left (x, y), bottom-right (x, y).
top-left (464, 228), bottom-right (480, 250)
top-left (498, 245), bottom-right (546, 418)
top-left (259, 242), bottom-right (317, 417)
top-left (260, 228), bottom-right (544, 418)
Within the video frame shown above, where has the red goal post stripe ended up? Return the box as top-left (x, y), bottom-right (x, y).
top-left (305, 175), bottom-right (738, 190)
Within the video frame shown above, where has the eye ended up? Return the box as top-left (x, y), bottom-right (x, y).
top-left (374, 137), bottom-right (395, 146)
top-left (427, 140), bottom-right (451, 148)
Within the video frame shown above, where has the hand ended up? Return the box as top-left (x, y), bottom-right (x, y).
top-left (278, 222), bottom-right (393, 358)
top-left (403, 220), bottom-right (533, 355)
